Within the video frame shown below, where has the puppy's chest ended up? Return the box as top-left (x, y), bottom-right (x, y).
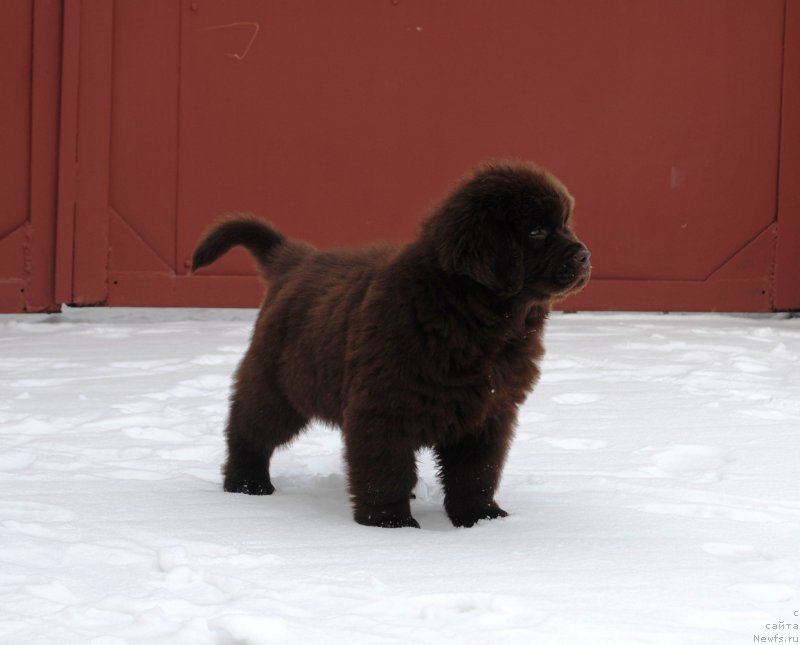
top-left (445, 337), bottom-right (542, 431)
top-left (483, 341), bottom-right (541, 404)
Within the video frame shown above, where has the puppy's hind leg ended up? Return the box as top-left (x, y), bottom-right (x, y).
top-left (223, 357), bottom-right (307, 496)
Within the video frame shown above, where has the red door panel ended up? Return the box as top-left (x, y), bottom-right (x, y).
top-left (56, 0), bottom-right (796, 312)
top-left (109, 0), bottom-right (181, 275)
top-left (775, 0), bottom-right (800, 310)
top-left (0, 0), bottom-right (36, 312)
top-left (0, 0), bottom-right (60, 313)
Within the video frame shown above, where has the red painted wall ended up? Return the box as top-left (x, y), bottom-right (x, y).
top-left (2, 1), bottom-right (798, 312)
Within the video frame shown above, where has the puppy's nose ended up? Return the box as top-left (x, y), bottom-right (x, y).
top-left (574, 248), bottom-right (591, 266)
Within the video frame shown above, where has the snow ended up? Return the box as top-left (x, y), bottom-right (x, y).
top-left (1, 308), bottom-right (799, 644)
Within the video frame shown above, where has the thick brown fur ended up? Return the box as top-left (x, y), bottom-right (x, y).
top-left (192, 162), bottom-right (590, 528)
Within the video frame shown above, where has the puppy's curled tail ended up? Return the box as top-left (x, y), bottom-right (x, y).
top-left (191, 214), bottom-right (286, 273)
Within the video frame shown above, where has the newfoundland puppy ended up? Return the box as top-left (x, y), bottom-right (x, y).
top-left (192, 162), bottom-right (590, 528)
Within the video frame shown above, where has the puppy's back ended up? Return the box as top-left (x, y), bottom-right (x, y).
top-left (256, 242), bottom-right (400, 424)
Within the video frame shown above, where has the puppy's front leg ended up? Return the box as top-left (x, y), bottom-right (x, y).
top-left (343, 423), bottom-right (419, 528)
top-left (435, 423), bottom-right (512, 527)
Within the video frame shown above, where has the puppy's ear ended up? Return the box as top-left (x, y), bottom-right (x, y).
top-left (424, 187), bottom-right (524, 297)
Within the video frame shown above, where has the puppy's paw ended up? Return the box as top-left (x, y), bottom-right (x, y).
top-left (356, 513), bottom-right (421, 529)
top-left (447, 501), bottom-right (508, 528)
top-left (354, 501), bottom-right (420, 529)
top-left (224, 477), bottom-right (275, 496)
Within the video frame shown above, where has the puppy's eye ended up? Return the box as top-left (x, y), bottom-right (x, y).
top-left (529, 227), bottom-right (548, 240)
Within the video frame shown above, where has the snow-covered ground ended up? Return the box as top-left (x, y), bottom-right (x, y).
top-left (1, 308), bottom-right (798, 645)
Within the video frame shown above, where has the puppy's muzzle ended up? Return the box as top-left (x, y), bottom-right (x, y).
top-left (573, 247), bottom-right (591, 269)
top-left (555, 245), bottom-right (592, 287)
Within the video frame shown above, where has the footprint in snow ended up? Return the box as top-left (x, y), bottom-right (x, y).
top-left (651, 444), bottom-right (726, 483)
top-left (0, 451), bottom-right (37, 472)
top-left (731, 356), bottom-right (772, 373)
top-left (23, 580), bottom-right (82, 604)
top-left (209, 615), bottom-right (290, 642)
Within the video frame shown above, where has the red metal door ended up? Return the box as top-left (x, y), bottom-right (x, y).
top-left (775, 0), bottom-right (800, 310)
top-left (0, 0), bottom-right (61, 313)
top-left (51, 0), bottom-right (800, 311)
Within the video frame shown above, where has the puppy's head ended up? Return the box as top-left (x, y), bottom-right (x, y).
top-left (423, 162), bottom-right (591, 302)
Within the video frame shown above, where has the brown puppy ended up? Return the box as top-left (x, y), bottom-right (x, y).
top-left (192, 162), bottom-right (590, 528)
